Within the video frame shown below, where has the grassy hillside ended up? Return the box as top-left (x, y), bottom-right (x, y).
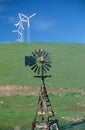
top-left (0, 42), bottom-right (85, 89)
top-left (0, 42), bottom-right (85, 128)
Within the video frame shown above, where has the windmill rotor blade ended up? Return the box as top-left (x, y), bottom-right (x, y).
top-left (32, 52), bottom-right (37, 58)
top-left (44, 65), bottom-right (50, 71)
top-left (34, 50), bottom-right (38, 57)
top-left (45, 63), bottom-right (52, 68)
top-left (42, 51), bottom-right (47, 58)
top-left (37, 66), bottom-right (40, 74)
top-left (43, 53), bottom-right (50, 62)
top-left (38, 49), bottom-right (42, 57)
top-left (43, 52), bottom-right (49, 59)
top-left (44, 57), bottom-right (51, 64)
top-left (42, 66), bottom-right (47, 73)
top-left (31, 64), bottom-right (37, 71)
top-left (35, 49), bottom-right (40, 57)
top-left (34, 64), bottom-right (39, 73)
top-left (44, 53), bottom-right (51, 63)
top-left (41, 49), bottom-right (44, 56)
top-left (32, 50), bottom-right (39, 58)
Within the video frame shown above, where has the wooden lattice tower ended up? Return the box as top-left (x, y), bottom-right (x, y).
top-left (25, 49), bottom-right (59, 130)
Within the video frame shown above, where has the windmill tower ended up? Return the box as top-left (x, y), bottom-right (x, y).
top-left (25, 49), bottom-right (59, 130)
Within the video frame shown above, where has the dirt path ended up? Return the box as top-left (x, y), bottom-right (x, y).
top-left (0, 85), bottom-right (85, 96)
top-left (0, 85), bottom-right (39, 96)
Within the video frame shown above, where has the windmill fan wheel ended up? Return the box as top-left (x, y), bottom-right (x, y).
top-left (25, 49), bottom-right (52, 75)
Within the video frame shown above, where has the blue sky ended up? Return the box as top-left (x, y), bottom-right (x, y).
top-left (0, 0), bottom-right (85, 43)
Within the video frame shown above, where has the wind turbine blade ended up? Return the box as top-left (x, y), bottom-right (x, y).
top-left (12, 30), bottom-right (17, 32)
top-left (15, 21), bottom-right (24, 30)
top-left (29, 13), bottom-right (36, 19)
top-left (18, 13), bottom-right (22, 20)
top-left (20, 13), bottom-right (28, 19)
top-left (21, 18), bottom-right (27, 22)
top-left (12, 29), bottom-right (22, 37)
top-left (14, 21), bottom-right (20, 26)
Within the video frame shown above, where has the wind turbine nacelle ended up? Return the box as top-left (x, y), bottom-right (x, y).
top-left (25, 56), bottom-right (36, 66)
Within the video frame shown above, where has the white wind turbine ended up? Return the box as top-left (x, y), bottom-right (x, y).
top-left (12, 27), bottom-right (22, 42)
top-left (14, 13), bottom-right (26, 42)
top-left (20, 13), bottom-right (36, 42)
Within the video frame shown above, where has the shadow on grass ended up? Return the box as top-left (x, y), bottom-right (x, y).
top-left (60, 120), bottom-right (85, 130)
top-left (1, 120), bottom-right (85, 130)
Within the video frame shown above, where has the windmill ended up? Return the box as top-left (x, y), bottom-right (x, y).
top-left (25, 49), bottom-right (59, 130)
top-left (20, 13), bottom-right (36, 42)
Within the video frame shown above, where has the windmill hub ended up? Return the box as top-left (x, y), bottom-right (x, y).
top-left (36, 56), bottom-right (45, 67)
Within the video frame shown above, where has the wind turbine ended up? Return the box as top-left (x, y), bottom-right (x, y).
top-left (12, 27), bottom-right (22, 42)
top-left (14, 13), bottom-right (25, 42)
top-left (20, 13), bottom-right (36, 42)
top-left (14, 13), bottom-right (25, 29)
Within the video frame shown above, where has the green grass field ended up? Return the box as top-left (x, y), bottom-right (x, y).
top-left (0, 42), bottom-right (85, 128)
top-left (0, 42), bottom-right (85, 88)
